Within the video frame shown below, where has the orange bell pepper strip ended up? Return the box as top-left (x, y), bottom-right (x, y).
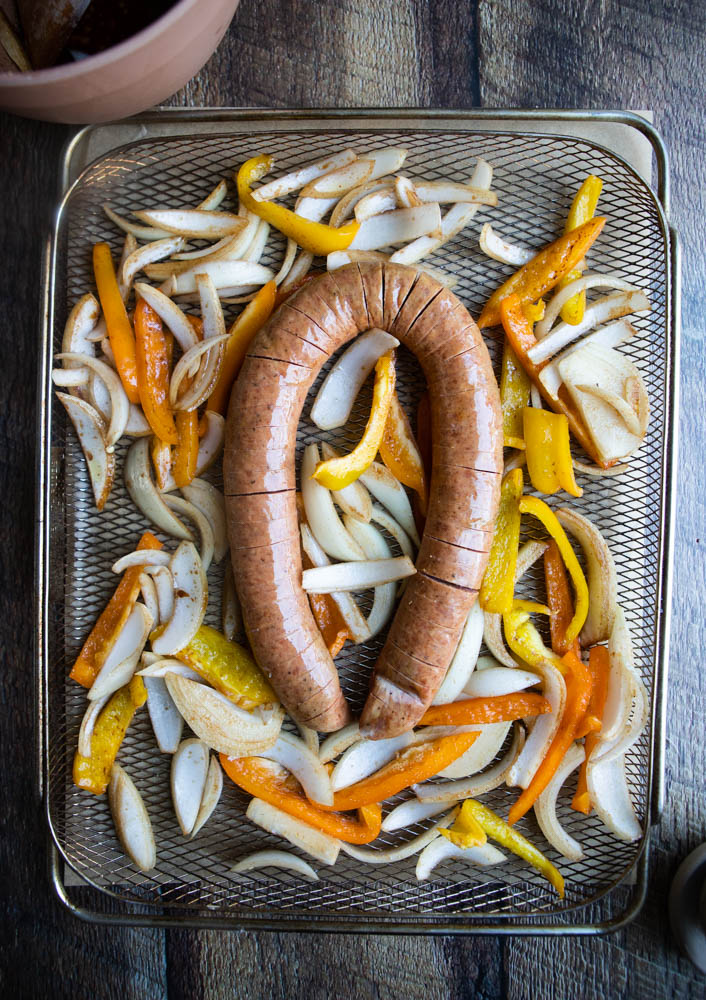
top-left (499, 294), bottom-right (611, 468)
top-left (219, 755), bottom-right (382, 844)
top-left (92, 242), bottom-right (140, 404)
top-left (572, 645), bottom-right (611, 813)
top-left (73, 676), bottom-right (147, 795)
top-left (508, 647), bottom-right (592, 826)
top-left (477, 216), bottom-right (605, 329)
top-left (206, 279), bottom-right (277, 415)
top-left (379, 388), bottom-right (427, 512)
top-left (559, 175), bottom-right (603, 325)
top-left (522, 407), bottom-right (582, 498)
top-left (308, 590), bottom-right (351, 657)
top-left (134, 298), bottom-right (178, 445)
top-left (70, 532), bottom-right (163, 688)
top-left (420, 692), bottom-right (551, 727)
top-left (479, 467), bottom-right (523, 614)
top-left (544, 539), bottom-right (581, 657)
top-left (500, 340), bottom-right (531, 449)
top-left (324, 732), bottom-right (480, 811)
top-left (237, 155), bottom-right (360, 254)
top-left (173, 410), bottom-right (199, 488)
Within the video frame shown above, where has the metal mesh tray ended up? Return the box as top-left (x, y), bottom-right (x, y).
top-left (36, 110), bottom-right (678, 933)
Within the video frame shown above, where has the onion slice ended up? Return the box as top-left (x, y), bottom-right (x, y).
top-left (340, 811), bottom-right (457, 864)
top-left (150, 542), bottom-right (207, 656)
top-left (191, 755), bottom-right (223, 837)
top-left (181, 479), bottom-right (228, 563)
top-left (359, 461), bottom-right (420, 546)
top-left (125, 438), bottom-right (193, 540)
top-left (121, 235), bottom-right (185, 290)
top-left (112, 550), bottom-right (171, 574)
top-left (479, 223), bottom-right (533, 266)
top-left (258, 731), bottom-right (334, 806)
top-left (536, 274), bottom-right (642, 340)
top-left (138, 660), bottom-right (201, 682)
top-left (108, 764), bottom-right (156, 872)
top-left (587, 754), bottom-right (642, 842)
top-left (56, 353), bottom-right (129, 450)
top-left (416, 836), bottom-right (505, 881)
top-left (103, 203), bottom-right (171, 241)
top-left (537, 319), bottom-right (638, 402)
top-left (300, 158), bottom-right (374, 198)
top-left (133, 282), bottom-right (199, 352)
top-left (61, 293), bottom-right (100, 391)
top-left (507, 660), bottom-right (566, 789)
top-left (342, 517), bottom-right (396, 638)
top-left (231, 849), bottom-right (318, 881)
top-left (52, 368), bottom-right (89, 388)
top-left (77, 694), bottom-right (110, 758)
top-left (171, 738), bottom-right (210, 836)
top-left (88, 602), bottom-right (153, 702)
top-left (381, 798), bottom-right (450, 832)
top-left (55, 393), bottom-right (114, 510)
top-left (303, 556), bottom-right (415, 594)
top-left (534, 742), bottom-right (585, 861)
top-left (463, 665), bottom-right (541, 698)
top-left (300, 444), bottom-right (366, 562)
top-left (164, 495), bottom-right (215, 572)
top-left (246, 798), bottom-right (340, 865)
top-left (134, 209), bottom-right (247, 239)
top-left (331, 732), bottom-right (415, 791)
top-left (432, 602), bottom-right (484, 705)
top-left (144, 675), bottom-right (183, 754)
top-left (555, 507), bottom-right (618, 648)
top-left (146, 566), bottom-right (175, 626)
top-left (300, 523), bottom-right (371, 644)
top-left (414, 724), bottom-right (525, 803)
top-left (437, 721), bottom-right (512, 780)
top-left (310, 329), bottom-right (399, 430)
top-left (318, 723), bottom-right (361, 764)
top-left (139, 573), bottom-right (162, 624)
top-left (169, 261), bottom-right (275, 296)
top-left (350, 204), bottom-right (442, 251)
top-left (222, 562), bottom-right (242, 642)
top-left (369, 503), bottom-right (415, 559)
top-left (296, 723), bottom-right (319, 757)
top-left (253, 149), bottom-right (357, 201)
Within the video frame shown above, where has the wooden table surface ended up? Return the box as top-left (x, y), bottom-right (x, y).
top-left (1, 1), bottom-right (704, 997)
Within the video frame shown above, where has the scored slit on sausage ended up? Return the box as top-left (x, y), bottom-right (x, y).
top-left (224, 262), bottom-right (502, 737)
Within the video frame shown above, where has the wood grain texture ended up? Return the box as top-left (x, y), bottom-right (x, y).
top-left (0, 0), bottom-right (704, 997)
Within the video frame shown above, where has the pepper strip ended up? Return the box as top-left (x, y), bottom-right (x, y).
top-left (93, 242), bottom-right (140, 403)
top-left (479, 467), bottom-right (523, 614)
top-left (219, 755), bottom-right (382, 844)
top-left (462, 799), bottom-right (565, 898)
top-left (420, 692), bottom-right (551, 727)
top-left (518, 495), bottom-right (589, 645)
top-left (523, 407), bottom-right (582, 498)
top-left (313, 353), bottom-right (396, 489)
top-left (134, 298), bottom-right (178, 445)
top-left (70, 532), bottom-right (163, 688)
top-left (325, 732), bottom-right (480, 811)
top-left (572, 645), bottom-right (611, 813)
top-left (559, 175), bottom-right (603, 325)
top-left (499, 293), bottom-right (608, 467)
top-left (379, 388), bottom-right (427, 512)
top-left (508, 648), bottom-right (592, 826)
top-left (477, 216), bottom-right (605, 329)
top-left (237, 156), bottom-right (360, 255)
top-left (500, 340), bottom-right (531, 449)
top-left (503, 600), bottom-right (566, 675)
top-left (73, 677), bottom-right (147, 795)
top-left (173, 410), bottom-right (199, 488)
top-left (543, 539), bottom-right (581, 657)
top-left (207, 279), bottom-right (277, 415)
top-left (439, 800), bottom-right (488, 848)
top-left (176, 624), bottom-right (277, 709)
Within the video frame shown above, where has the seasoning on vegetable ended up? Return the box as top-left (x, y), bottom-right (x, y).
top-left (73, 677), bottom-right (147, 795)
top-left (559, 175), bottom-right (603, 325)
top-left (479, 467), bottom-right (523, 614)
top-left (523, 407), bottom-right (582, 498)
top-left (134, 298), bottom-right (177, 445)
top-left (176, 625), bottom-right (277, 709)
top-left (92, 242), bottom-right (140, 404)
top-left (501, 340), bottom-right (532, 449)
top-left (419, 692), bottom-right (551, 727)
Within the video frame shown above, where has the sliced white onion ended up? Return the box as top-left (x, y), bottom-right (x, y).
top-left (253, 149), bottom-right (357, 201)
top-left (415, 836), bottom-right (505, 881)
top-left (125, 404), bottom-right (151, 437)
top-left (411, 180), bottom-right (497, 206)
top-left (296, 722), bottom-right (319, 756)
top-left (121, 236), bottom-right (185, 290)
top-left (191, 754), bottom-right (223, 837)
top-left (199, 178), bottom-right (228, 210)
top-left (530, 383), bottom-right (543, 409)
top-left (535, 274), bottom-right (643, 340)
top-left (381, 798), bottom-right (450, 832)
top-left (318, 723), bottom-right (361, 764)
top-left (246, 798), bottom-right (340, 865)
top-left (555, 507), bottom-right (618, 648)
top-left (112, 549), bottom-right (171, 574)
top-left (138, 660), bottom-right (201, 682)
top-left (361, 147), bottom-right (408, 181)
top-left (61, 293), bottom-right (100, 394)
top-left (360, 461), bottom-right (420, 546)
top-left (300, 158), bottom-right (374, 198)
top-left (134, 209), bottom-right (247, 239)
top-left (527, 290), bottom-right (650, 365)
top-left (88, 602), bottom-right (153, 702)
top-left (350, 204), bottom-right (442, 251)
top-left (415, 261), bottom-right (458, 289)
top-left (331, 732), bottom-right (415, 791)
top-left (55, 353), bottom-right (129, 450)
top-left (369, 503), bottom-right (415, 558)
top-left (464, 666), bottom-right (541, 698)
top-left (414, 724), bottom-right (525, 803)
top-left (52, 368), bottom-right (89, 388)
top-left (144, 565), bottom-right (175, 626)
top-left (330, 180), bottom-right (398, 227)
top-left (103, 203), bottom-right (171, 241)
top-left (303, 556), bottom-right (415, 594)
top-left (150, 542), bottom-right (207, 656)
top-left (593, 606), bottom-right (649, 764)
top-left (194, 411), bottom-right (225, 478)
top-left (169, 261), bottom-right (275, 296)
top-left (340, 810), bottom-right (457, 864)
top-left (507, 660), bottom-right (566, 789)
top-left (343, 517), bottom-right (396, 638)
top-left (479, 223), bottom-right (534, 266)
top-left (534, 742), bottom-right (585, 861)
top-left (138, 572), bottom-right (160, 624)
top-left (171, 738), bottom-right (210, 836)
top-left (144, 675), bottom-right (183, 753)
top-left (77, 694), bottom-right (110, 758)
top-left (163, 495), bottom-right (215, 572)
top-left (432, 602), bottom-right (484, 705)
top-left (537, 318), bottom-right (638, 402)
top-left (354, 187), bottom-right (396, 221)
top-left (258, 731), bottom-right (333, 806)
top-left (394, 176), bottom-right (420, 208)
top-left (222, 562), bottom-right (242, 641)
top-left (438, 721), bottom-right (512, 780)
top-left (278, 250), bottom-right (314, 293)
top-left (181, 479), bottom-right (228, 563)
top-left (243, 219), bottom-right (270, 263)
top-left (300, 523), bottom-right (371, 644)
top-left (310, 329), bottom-right (399, 430)
top-left (300, 444), bottom-right (366, 561)
top-left (173, 227), bottom-right (258, 264)
top-left (125, 438), bottom-right (192, 540)
top-left (169, 333), bottom-right (229, 410)
top-left (133, 282), bottom-right (199, 352)
top-left (231, 849), bottom-right (318, 881)
top-left (587, 754), bottom-right (642, 842)
top-left (390, 158), bottom-right (493, 264)
top-left (108, 764), bottom-right (156, 872)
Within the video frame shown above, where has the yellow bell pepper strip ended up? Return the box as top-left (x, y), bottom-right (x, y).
top-left (379, 387), bottom-right (427, 512)
top-left (440, 800), bottom-right (488, 849)
top-left (477, 216), bottom-right (606, 329)
top-left (176, 625), bottom-right (277, 709)
top-left (502, 600), bottom-right (567, 675)
top-left (462, 799), bottom-right (565, 898)
top-left (237, 155), bottom-right (360, 255)
top-left (559, 175), bottom-right (603, 325)
top-left (73, 677), bottom-right (147, 795)
top-left (501, 340), bottom-right (532, 449)
top-left (508, 648), bottom-right (592, 827)
top-left (543, 539), bottom-right (581, 658)
top-left (219, 755), bottom-right (382, 844)
top-left (518, 495), bottom-right (589, 646)
top-left (173, 409), bottom-right (199, 488)
top-left (499, 293), bottom-right (608, 468)
top-left (313, 353), bottom-right (396, 489)
top-left (134, 298), bottom-right (178, 445)
top-left (523, 299), bottom-right (546, 324)
top-left (92, 242), bottom-right (140, 404)
top-left (70, 532), bottom-right (163, 688)
top-left (324, 731), bottom-right (480, 811)
top-left (479, 467), bottom-right (523, 614)
top-left (572, 645), bottom-right (611, 813)
top-left (523, 407), bottom-right (582, 498)
top-left (206, 279), bottom-right (277, 415)
top-left (420, 692), bottom-right (551, 727)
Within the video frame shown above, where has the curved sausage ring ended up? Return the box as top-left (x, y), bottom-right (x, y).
top-left (224, 262), bottom-right (503, 737)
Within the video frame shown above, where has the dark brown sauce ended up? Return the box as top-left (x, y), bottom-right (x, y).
top-left (59, 0), bottom-right (176, 62)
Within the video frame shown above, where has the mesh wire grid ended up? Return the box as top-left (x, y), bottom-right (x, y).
top-left (44, 124), bottom-right (670, 929)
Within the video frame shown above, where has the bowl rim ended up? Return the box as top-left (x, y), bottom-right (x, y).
top-left (0, 0), bottom-right (221, 88)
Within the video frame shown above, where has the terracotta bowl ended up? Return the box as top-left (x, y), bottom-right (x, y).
top-left (0, 0), bottom-right (240, 123)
